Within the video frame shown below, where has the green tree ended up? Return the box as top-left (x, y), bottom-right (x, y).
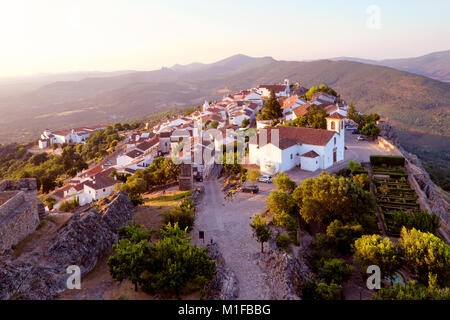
top-left (399, 227), bottom-right (450, 286)
top-left (286, 116), bottom-right (308, 127)
top-left (261, 90), bottom-right (282, 120)
top-left (250, 213), bottom-right (271, 253)
top-left (140, 223), bottom-right (215, 296)
top-left (292, 172), bottom-right (375, 227)
top-left (319, 258), bottom-right (353, 285)
top-left (210, 120), bottom-right (219, 129)
top-left (348, 160), bottom-right (360, 173)
top-left (273, 172), bottom-right (296, 193)
top-left (375, 274), bottom-right (450, 300)
top-left (354, 234), bottom-right (401, 277)
top-left (120, 176), bottom-right (147, 196)
top-left (109, 223), bottom-right (214, 295)
top-left (42, 195), bottom-right (56, 210)
top-left (162, 197), bottom-right (196, 231)
top-left (353, 173), bottom-right (370, 190)
top-left (360, 122), bottom-right (381, 138)
top-left (306, 105), bottom-right (327, 129)
top-left (266, 190), bottom-right (297, 216)
top-left (347, 102), bottom-right (357, 120)
top-left (118, 222), bottom-right (154, 243)
top-left (315, 281), bottom-right (342, 300)
top-left (241, 118), bottom-right (250, 128)
top-left (247, 169), bottom-right (261, 183)
top-left (108, 238), bottom-right (150, 292)
top-left (326, 220), bottom-right (363, 254)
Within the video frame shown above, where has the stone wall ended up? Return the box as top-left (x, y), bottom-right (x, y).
top-left (0, 179), bottom-right (40, 253)
top-left (0, 191), bottom-right (135, 300)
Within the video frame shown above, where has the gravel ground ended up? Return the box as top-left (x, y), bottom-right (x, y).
top-left (192, 179), bottom-right (275, 299)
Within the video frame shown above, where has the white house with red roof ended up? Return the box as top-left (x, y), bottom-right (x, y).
top-left (249, 115), bottom-right (345, 173)
top-left (38, 125), bottom-right (106, 149)
top-left (257, 79), bottom-right (291, 98)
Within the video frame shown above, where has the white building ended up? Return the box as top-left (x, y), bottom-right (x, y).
top-left (249, 115), bottom-right (345, 174)
top-left (257, 79), bottom-right (291, 98)
top-left (38, 125), bottom-right (106, 149)
top-left (83, 175), bottom-right (118, 202)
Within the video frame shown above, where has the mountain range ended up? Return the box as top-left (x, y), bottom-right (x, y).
top-left (331, 50), bottom-right (450, 82)
top-left (0, 51), bottom-right (449, 189)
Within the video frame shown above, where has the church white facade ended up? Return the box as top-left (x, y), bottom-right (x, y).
top-left (249, 114), bottom-right (345, 174)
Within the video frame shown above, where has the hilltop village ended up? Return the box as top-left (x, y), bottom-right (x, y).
top-left (1, 79), bottom-right (448, 301)
top-left (36, 80), bottom-right (353, 210)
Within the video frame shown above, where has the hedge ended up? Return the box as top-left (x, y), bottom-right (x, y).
top-left (370, 155), bottom-right (405, 166)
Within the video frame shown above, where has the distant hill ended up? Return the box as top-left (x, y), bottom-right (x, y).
top-left (331, 50), bottom-right (450, 82)
top-left (0, 55), bottom-right (449, 187)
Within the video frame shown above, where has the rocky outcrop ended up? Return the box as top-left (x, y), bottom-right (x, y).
top-left (0, 191), bottom-right (134, 300)
top-left (258, 247), bottom-right (305, 300)
top-left (203, 243), bottom-right (239, 300)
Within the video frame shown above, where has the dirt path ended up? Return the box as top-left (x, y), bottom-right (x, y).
top-left (192, 180), bottom-right (273, 299)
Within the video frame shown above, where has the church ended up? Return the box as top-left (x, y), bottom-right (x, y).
top-left (249, 114), bottom-right (345, 174)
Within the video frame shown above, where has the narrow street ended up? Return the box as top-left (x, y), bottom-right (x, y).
top-left (192, 180), bottom-right (274, 299)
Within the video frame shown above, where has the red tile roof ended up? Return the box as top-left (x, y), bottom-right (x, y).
top-left (84, 176), bottom-right (117, 190)
top-left (258, 126), bottom-right (335, 149)
top-left (258, 84), bottom-right (287, 93)
top-left (326, 113), bottom-right (346, 119)
top-left (301, 150), bottom-right (320, 158)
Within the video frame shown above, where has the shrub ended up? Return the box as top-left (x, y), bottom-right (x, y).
top-left (315, 281), bottom-right (342, 300)
top-left (273, 172), bottom-right (296, 193)
top-left (326, 220), bottom-right (363, 254)
top-left (353, 174), bottom-right (370, 190)
top-left (354, 234), bottom-right (401, 277)
top-left (58, 196), bottom-right (79, 212)
top-left (276, 233), bottom-right (291, 250)
top-left (335, 168), bottom-right (351, 177)
top-left (348, 160), bottom-right (360, 173)
top-left (399, 227), bottom-right (450, 286)
top-left (390, 210), bottom-right (440, 235)
top-left (162, 197), bottom-right (195, 231)
top-left (374, 274), bottom-right (450, 300)
top-left (301, 279), bottom-right (342, 300)
top-left (319, 258), bottom-right (353, 285)
top-left (370, 155), bottom-right (405, 167)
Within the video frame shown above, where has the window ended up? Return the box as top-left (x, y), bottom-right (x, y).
top-left (290, 154), bottom-right (293, 159)
top-left (341, 121), bottom-right (343, 129)
top-left (331, 121), bottom-right (335, 130)
top-left (334, 137), bottom-right (336, 145)
top-left (103, 188), bottom-right (105, 192)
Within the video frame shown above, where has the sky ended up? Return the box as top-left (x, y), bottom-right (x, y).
top-left (0, 0), bottom-right (449, 77)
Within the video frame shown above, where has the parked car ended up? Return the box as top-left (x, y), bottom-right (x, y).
top-left (259, 175), bottom-right (272, 183)
top-left (351, 130), bottom-right (359, 135)
top-left (357, 135), bottom-right (366, 141)
top-left (242, 185), bottom-right (259, 194)
top-left (194, 173), bottom-right (203, 182)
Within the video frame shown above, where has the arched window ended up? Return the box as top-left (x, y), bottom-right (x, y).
top-left (331, 121), bottom-right (335, 130)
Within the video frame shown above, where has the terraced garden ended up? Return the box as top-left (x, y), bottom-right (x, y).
top-left (370, 156), bottom-right (421, 236)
